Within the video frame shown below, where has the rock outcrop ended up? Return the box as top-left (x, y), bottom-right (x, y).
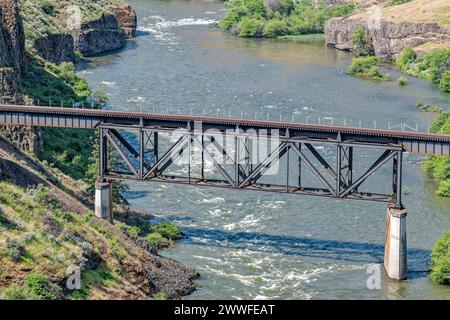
top-left (34, 34), bottom-right (76, 65)
top-left (0, 0), bottom-right (25, 101)
top-left (326, 16), bottom-right (450, 60)
top-left (73, 14), bottom-right (127, 56)
top-left (112, 3), bottom-right (137, 38)
top-left (0, 0), bottom-right (40, 153)
top-left (325, 0), bottom-right (450, 60)
top-left (32, 2), bottom-right (137, 64)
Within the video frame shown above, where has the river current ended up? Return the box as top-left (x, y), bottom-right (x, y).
top-left (80, 0), bottom-right (450, 299)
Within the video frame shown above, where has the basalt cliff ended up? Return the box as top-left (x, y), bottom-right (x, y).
top-left (22, 0), bottom-right (137, 64)
top-left (325, 0), bottom-right (450, 60)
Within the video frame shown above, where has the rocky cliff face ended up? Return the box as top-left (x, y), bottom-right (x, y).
top-left (325, 0), bottom-right (450, 60)
top-left (326, 16), bottom-right (450, 60)
top-left (0, 0), bottom-right (40, 153)
top-left (34, 34), bottom-right (76, 65)
top-left (0, 0), bottom-right (25, 101)
top-left (31, 2), bottom-right (137, 64)
top-left (73, 13), bottom-right (127, 56)
top-left (112, 3), bottom-right (137, 38)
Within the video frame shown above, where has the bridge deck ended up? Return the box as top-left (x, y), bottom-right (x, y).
top-left (1, 104), bottom-right (449, 155)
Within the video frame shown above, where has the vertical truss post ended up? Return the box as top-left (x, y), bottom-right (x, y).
top-left (235, 126), bottom-right (240, 187)
top-left (336, 144), bottom-right (342, 197)
top-left (393, 150), bottom-right (403, 208)
top-left (201, 134), bottom-right (205, 181)
top-left (286, 129), bottom-right (291, 193)
top-left (99, 128), bottom-right (107, 179)
top-left (348, 146), bottom-right (353, 187)
top-left (154, 132), bottom-right (159, 163)
top-left (298, 142), bottom-right (302, 188)
top-left (139, 129), bottom-right (144, 179)
top-left (187, 122), bottom-right (192, 184)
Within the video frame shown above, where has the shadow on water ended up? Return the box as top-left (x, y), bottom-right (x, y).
top-left (179, 226), bottom-right (431, 276)
top-left (135, 30), bottom-right (151, 37)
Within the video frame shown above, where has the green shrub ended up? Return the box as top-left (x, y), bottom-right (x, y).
top-left (145, 232), bottom-right (169, 248)
top-left (244, 0), bottom-right (267, 16)
top-left (219, 10), bottom-right (241, 31)
top-left (348, 56), bottom-right (389, 80)
top-left (430, 232), bottom-right (450, 285)
top-left (397, 77), bottom-right (408, 85)
top-left (150, 222), bottom-right (182, 240)
top-left (263, 19), bottom-right (289, 38)
top-left (348, 56), bottom-right (379, 74)
top-left (239, 17), bottom-right (264, 37)
top-left (397, 46), bottom-right (417, 69)
top-left (24, 274), bottom-right (61, 300)
top-left (439, 71), bottom-right (450, 92)
top-left (152, 292), bottom-right (169, 300)
top-left (387, 0), bottom-right (411, 6)
top-left (1, 285), bottom-right (39, 300)
top-left (116, 222), bottom-right (141, 238)
top-left (5, 238), bottom-right (26, 263)
top-left (278, 0), bottom-right (295, 16)
top-left (351, 26), bottom-right (372, 56)
top-left (424, 112), bottom-right (450, 197)
top-left (437, 179), bottom-right (450, 197)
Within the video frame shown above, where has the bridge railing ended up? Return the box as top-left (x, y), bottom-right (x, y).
top-left (1, 98), bottom-right (437, 133)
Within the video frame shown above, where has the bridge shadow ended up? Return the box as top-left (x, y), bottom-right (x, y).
top-left (179, 226), bottom-right (431, 275)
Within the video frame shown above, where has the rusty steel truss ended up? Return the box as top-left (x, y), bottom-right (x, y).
top-left (99, 123), bottom-right (405, 208)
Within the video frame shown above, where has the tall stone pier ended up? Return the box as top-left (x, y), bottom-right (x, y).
top-left (95, 180), bottom-right (113, 224)
top-left (384, 205), bottom-right (407, 280)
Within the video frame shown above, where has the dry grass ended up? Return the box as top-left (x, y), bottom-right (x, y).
top-left (353, 0), bottom-right (450, 25)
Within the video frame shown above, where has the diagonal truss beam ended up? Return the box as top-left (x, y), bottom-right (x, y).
top-left (291, 144), bottom-right (336, 196)
top-left (143, 135), bottom-right (188, 179)
top-left (104, 130), bottom-right (140, 178)
top-left (340, 150), bottom-right (396, 198)
top-left (194, 136), bottom-right (235, 186)
top-left (238, 142), bottom-right (288, 188)
top-left (304, 143), bottom-right (337, 180)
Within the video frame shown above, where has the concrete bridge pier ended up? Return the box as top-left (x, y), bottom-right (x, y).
top-left (384, 205), bottom-right (407, 280)
top-left (95, 180), bottom-right (113, 224)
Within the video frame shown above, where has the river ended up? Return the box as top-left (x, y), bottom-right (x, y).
top-left (80, 0), bottom-right (450, 299)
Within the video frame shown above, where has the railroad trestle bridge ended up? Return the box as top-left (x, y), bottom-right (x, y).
top-left (1, 104), bottom-right (450, 281)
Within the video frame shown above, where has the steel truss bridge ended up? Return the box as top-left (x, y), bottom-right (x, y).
top-left (1, 104), bottom-right (450, 209)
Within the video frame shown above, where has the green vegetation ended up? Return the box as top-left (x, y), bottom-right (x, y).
top-left (1, 285), bottom-right (39, 300)
top-left (69, 263), bottom-right (117, 299)
top-left (397, 77), bottom-right (408, 86)
top-left (397, 47), bottom-right (450, 93)
top-left (151, 221), bottom-right (183, 240)
top-left (220, 0), bottom-right (357, 38)
top-left (348, 56), bottom-right (390, 81)
top-left (0, 180), bottom-right (168, 300)
top-left (24, 274), bottom-right (62, 300)
top-left (22, 61), bottom-right (90, 103)
top-left (142, 222), bottom-right (183, 249)
top-left (416, 102), bottom-right (442, 113)
top-left (430, 232), bottom-right (450, 285)
top-left (114, 214), bottom-right (183, 250)
top-left (20, 0), bottom-right (124, 48)
top-left (145, 232), bottom-right (170, 248)
top-left (423, 112), bottom-right (450, 197)
top-left (151, 292), bottom-right (169, 300)
top-left (351, 26), bottom-right (372, 56)
top-left (386, 0), bottom-right (412, 7)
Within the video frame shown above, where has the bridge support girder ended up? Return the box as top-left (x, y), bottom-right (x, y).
top-left (95, 180), bottom-right (113, 224)
top-left (384, 205), bottom-right (407, 280)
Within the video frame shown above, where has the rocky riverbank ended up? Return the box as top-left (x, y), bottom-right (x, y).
top-left (325, 0), bottom-right (450, 60)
